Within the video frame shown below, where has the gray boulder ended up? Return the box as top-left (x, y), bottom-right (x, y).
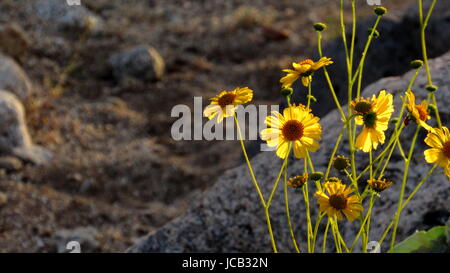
top-left (0, 90), bottom-right (52, 165)
top-left (110, 45), bottom-right (165, 83)
top-left (129, 51), bottom-right (450, 253)
top-left (0, 53), bottom-right (33, 101)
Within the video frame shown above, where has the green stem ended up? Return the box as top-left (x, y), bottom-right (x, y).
top-left (389, 125), bottom-right (421, 250)
top-left (379, 163), bottom-right (437, 246)
top-left (283, 148), bottom-right (301, 253)
top-left (234, 115), bottom-right (266, 207)
top-left (322, 219), bottom-right (331, 253)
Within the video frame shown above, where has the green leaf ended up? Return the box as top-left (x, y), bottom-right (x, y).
top-left (390, 226), bottom-right (448, 253)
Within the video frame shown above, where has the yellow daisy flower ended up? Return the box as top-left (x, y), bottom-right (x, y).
top-left (355, 90), bottom-right (394, 153)
top-left (203, 87), bottom-right (253, 123)
top-left (315, 182), bottom-right (363, 222)
top-left (405, 90), bottom-right (432, 131)
top-left (280, 57), bottom-right (333, 88)
top-left (424, 126), bottom-right (450, 178)
top-left (260, 105), bottom-right (321, 159)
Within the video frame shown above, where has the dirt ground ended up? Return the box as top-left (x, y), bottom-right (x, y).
top-left (0, 0), bottom-right (415, 252)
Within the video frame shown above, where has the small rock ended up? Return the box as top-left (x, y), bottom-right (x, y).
top-left (0, 53), bottom-right (33, 101)
top-left (30, 0), bottom-right (104, 33)
top-left (0, 192), bottom-right (7, 206)
top-left (110, 45), bottom-right (165, 82)
top-left (0, 156), bottom-right (23, 172)
top-left (0, 90), bottom-right (52, 165)
top-left (0, 24), bottom-right (30, 61)
top-left (52, 227), bottom-right (99, 253)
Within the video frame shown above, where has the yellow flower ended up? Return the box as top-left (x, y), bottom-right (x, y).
top-left (424, 126), bottom-right (450, 178)
top-left (315, 182), bottom-right (363, 221)
top-left (405, 90), bottom-right (432, 131)
top-left (260, 105), bottom-right (321, 159)
top-left (203, 87), bottom-right (253, 123)
top-left (280, 57), bottom-right (333, 88)
top-left (355, 90), bottom-right (394, 153)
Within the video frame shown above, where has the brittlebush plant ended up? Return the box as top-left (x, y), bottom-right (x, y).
top-left (203, 0), bottom-right (448, 253)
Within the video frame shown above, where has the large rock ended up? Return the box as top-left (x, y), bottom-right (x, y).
top-left (110, 45), bottom-right (165, 83)
top-left (0, 90), bottom-right (52, 165)
top-left (293, 0), bottom-right (450, 117)
top-left (0, 54), bottom-right (33, 101)
top-left (129, 51), bottom-right (450, 253)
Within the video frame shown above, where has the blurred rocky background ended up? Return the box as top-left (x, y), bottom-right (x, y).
top-left (0, 0), bottom-right (448, 252)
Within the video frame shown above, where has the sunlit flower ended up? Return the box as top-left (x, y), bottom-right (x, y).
top-left (280, 57), bottom-right (333, 88)
top-left (367, 178), bottom-right (393, 193)
top-left (203, 87), bottom-right (253, 123)
top-left (355, 90), bottom-right (394, 153)
top-left (405, 90), bottom-right (432, 131)
top-left (260, 105), bottom-right (321, 159)
top-left (424, 126), bottom-right (450, 178)
top-left (315, 182), bottom-right (363, 221)
top-left (287, 173), bottom-right (308, 189)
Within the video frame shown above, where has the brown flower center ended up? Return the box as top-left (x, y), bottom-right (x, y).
top-left (329, 194), bottom-right (347, 210)
top-left (363, 112), bottom-right (377, 128)
top-left (218, 93), bottom-right (236, 107)
top-left (354, 101), bottom-right (372, 114)
top-left (415, 105), bottom-right (429, 121)
top-left (443, 141), bottom-right (450, 159)
top-left (282, 120), bottom-right (304, 141)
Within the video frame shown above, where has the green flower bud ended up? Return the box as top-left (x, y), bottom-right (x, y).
top-left (425, 85), bottom-right (438, 92)
top-left (410, 60), bottom-right (424, 69)
top-left (313, 22), bottom-right (327, 32)
top-left (374, 6), bottom-right (387, 16)
top-left (310, 172), bottom-right (324, 181)
top-left (367, 28), bottom-right (380, 38)
top-left (280, 87), bottom-right (293, 96)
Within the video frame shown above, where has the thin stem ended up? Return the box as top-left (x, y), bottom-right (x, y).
top-left (302, 181), bottom-right (313, 252)
top-left (317, 31), bottom-right (346, 120)
top-left (235, 115), bottom-right (279, 252)
top-left (283, 149), bottom-right (301, 253)
top-left (322, 219), bottom-right (331, 253)
top-left (350, 193), bottom-right (375, 252)
top-left (378, 163), bottom-right (437, 246)
top-left (390, 125), bottom-right (421, 250)
top-left (311, 213), bottom-right (325, 253)
top-left (234, 115), bottom-right (266, 207)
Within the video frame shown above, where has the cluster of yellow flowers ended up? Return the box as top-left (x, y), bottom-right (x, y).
top-left (203, 57), bottom-right (449, 227)
top-left (201, 2), bottom-right (446, 253)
